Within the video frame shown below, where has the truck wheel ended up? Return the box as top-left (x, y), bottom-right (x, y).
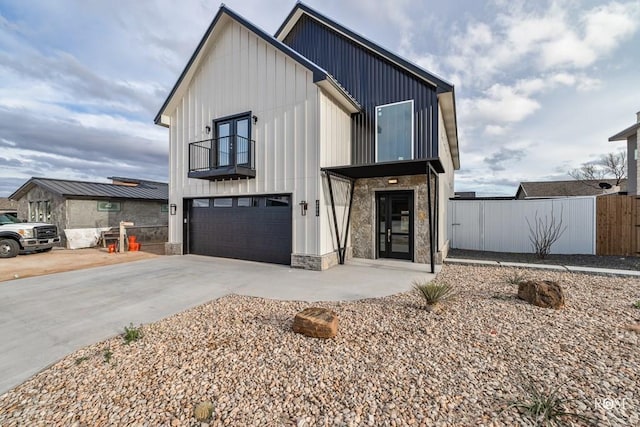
top-left (0, 239), bottom-right (19, 258)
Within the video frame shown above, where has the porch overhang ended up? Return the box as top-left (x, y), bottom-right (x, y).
top-left (320, 158), bottom-right (444, 179)
top-left (321, 159), bottom-right (441, 273)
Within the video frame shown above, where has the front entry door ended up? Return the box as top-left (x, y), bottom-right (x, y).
top-left (377, 192), bottom-right (413, 260)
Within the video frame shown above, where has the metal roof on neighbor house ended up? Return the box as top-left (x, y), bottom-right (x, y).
top-left (9, 178), bottom-right (168, 201)
top-left (516, 179), bottom-right (627, 199)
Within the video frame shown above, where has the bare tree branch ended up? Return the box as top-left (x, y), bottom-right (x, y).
top-left (526, 207), bottom-right (567, 259)
top-left (568, 150), bottom-right (627, 186)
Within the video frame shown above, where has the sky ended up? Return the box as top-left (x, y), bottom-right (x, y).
top-left (0, 0), bottom-right (638, 197)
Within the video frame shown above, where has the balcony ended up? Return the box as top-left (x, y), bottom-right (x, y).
top-left (188, 135), bottom-right (256, 181)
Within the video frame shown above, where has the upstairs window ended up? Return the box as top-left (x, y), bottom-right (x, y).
top-left (375, 100), bottom-right (414, 162)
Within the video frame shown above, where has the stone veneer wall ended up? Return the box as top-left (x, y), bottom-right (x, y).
top-left (291, 247), bottom-right (352, 271)
top-left (351, 174), bottom-right (438, 264)
top-left (165, 242), bottom-right (183, 255)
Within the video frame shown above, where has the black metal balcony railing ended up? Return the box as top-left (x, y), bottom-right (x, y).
top-left (188, 135), bottom-right (256, 180)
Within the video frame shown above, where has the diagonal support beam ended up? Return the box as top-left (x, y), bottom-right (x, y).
top-left (325, 171), bottom-right (355, 264)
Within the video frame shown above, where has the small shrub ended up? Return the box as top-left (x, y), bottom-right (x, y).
top-left (506, 270), bottom-right (527, 285)
top-left (74, 356), bottom-right (89, 365)
top-left (633, 300), bottom-right (640, 309)
top-left (103, 348), bottom-right (113, 363)
top-left (413, 281), bottom-right (455, 306)
top-left (526, 208), bottom-right (567, 259)
top-left (122, 323), bottom-right (143, 344)
top-left (508, 385), bottom-right (592, 426)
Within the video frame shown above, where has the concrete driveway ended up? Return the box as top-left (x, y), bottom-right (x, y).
top-left (0, 255), bottom-right (436, 395)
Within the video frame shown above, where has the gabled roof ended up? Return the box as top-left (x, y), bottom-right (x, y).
top-left (154, 4), bottom-right (360, 126)
top-left (9, 178), bottom-right (168, 202)
top-left (275, 2), bottom-right (454, 93)
top-left (516, 179), bottom-right (627, 199)
top-left (275, 2), bottom-right (459, 169)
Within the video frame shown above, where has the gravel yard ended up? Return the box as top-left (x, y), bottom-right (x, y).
top-left (0, 264), bottom-right (639, 426)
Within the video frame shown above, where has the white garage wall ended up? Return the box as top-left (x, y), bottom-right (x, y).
top-left (448, 197), bottom-right (596, 255)
top-left (167, 18), bottom-right (323, 255)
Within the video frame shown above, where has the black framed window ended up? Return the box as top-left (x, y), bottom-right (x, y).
top-left (213, 198), bottom-right (233, 207)
top-left (192, 199), bottom-right (209, 208)
top-left (214, 112), bottom-right (251, 167)
top-left (375, 100), bottom-right (414, 162)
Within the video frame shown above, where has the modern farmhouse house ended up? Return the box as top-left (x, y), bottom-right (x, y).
top-left (155, 3), bottom-right (459, 271)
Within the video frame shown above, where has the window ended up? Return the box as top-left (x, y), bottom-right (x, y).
top-left (375, 100), bottom-right (414, 162)
top-left (237, 197), bottom-right (259, 207)
top-left (213, 198), bottom-right (232, 207)
top-left (266, 196), bottom-right (290, 207)
top-left (29, 200), bottom-right (51, 222)
top-left (192, 199), bottom-right (209, 208)
top-left (215, 112), bottom-right (251, 167)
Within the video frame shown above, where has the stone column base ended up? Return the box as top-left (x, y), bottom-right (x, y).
top-left (291, 248), bottom-right (352, 271)
top-left (164, 242), bottom-right (183, 255)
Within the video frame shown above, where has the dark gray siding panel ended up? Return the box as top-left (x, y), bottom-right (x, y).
top-left (283, 15), bottom-right (439, 165)
top-left (188, 199), bottom-right (292, 265)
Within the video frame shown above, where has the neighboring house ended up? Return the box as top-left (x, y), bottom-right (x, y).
top-left (609, 111), bottom-right (640, 195)
top-left (515, 179), bottom-right (627, 199)
top-left (9, 177), bottom-right (168, 248)
top-left (0, 198), bottom-right (17, 216)
top-left (155, 3), bottom-right (459, 271)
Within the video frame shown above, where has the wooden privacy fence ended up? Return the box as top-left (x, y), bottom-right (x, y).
top-left (596, 195), bottom-right (640, 256)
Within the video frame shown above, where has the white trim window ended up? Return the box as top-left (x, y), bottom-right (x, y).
top-left (375, 99), bottom-right (414, 162)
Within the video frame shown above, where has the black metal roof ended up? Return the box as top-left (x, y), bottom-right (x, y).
top-left (9, 178), bottom-right (168, 201)
top-left (321, 159), bottom-right (444, 179)
top-left (276, 2), bottom-right (454, 93)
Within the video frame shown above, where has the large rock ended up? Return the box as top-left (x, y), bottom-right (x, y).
top-left (292, 307), bottom-right (338, 338)
top-left (517, 280), bottom-right (565, 309)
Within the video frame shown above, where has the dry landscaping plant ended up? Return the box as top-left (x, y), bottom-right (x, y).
top-left (506, 270), bottom-right (527, 285)
top-left (633, 300), bottom-right (640, 309)
top-left (122, 323), bottom-right (143, 345)
top-left (507, 384), bottom-right (593, 426)
top-left (526, 208), bottom-right (567, 259)
top-left (103, 348), bottom-right (113, 363)
top-left (413, 280), bottom-right (455, 308)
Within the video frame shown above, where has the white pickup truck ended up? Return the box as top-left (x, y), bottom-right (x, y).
top-left (0, 213), bottom-right (60, 258)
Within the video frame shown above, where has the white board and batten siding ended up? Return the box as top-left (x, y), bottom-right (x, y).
top-left (319, 89), bottom-right (352, 256)
top-left (167, 17), bottom-right (351, 258)
top-left (448, 197), bottom-right (596, 255)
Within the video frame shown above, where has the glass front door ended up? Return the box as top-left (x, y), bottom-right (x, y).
top-left (377, 191), bottom-right (413, 260)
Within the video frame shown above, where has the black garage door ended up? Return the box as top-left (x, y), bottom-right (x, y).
top-left (187, 195), bottom-right (292, 265)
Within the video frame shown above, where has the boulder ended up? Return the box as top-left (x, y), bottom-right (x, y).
top-left (292, 307), bottom-right (338, 338)
top-left (517, 280), bottom-right (565, 309)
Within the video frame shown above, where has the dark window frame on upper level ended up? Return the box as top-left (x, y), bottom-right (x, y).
top-left (188, 110), bottom-right (256, 181)
top-left (375, 99), bottom-right (415, 163)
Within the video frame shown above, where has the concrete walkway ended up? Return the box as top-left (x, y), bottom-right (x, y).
top-left (445, 258), bottom-right (640, 277)
top-left (0, 255), bottom-right (436, 395)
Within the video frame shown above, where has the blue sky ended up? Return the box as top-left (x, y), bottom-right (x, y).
top-left (0, 0), bottom-right (638, 197)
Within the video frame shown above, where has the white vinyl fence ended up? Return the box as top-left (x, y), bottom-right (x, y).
top-left (448, 197), bottom-right (596, 255)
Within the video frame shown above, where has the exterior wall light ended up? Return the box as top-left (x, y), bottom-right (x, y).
top-left (252, 115), bottom-right (258, 124)
top-left (299, 200), bottom-right (308, 216)
top-left (170, 204), bottom-right (177, 215)
top-left (388, 178), bottom-right (398, 184)
top-left (205, 125), bottom-right (211, 134)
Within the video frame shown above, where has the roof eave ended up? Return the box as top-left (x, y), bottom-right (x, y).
top-left (155, 4), bottom-right (359, 126)
top-left (608, 123), bottom-right (640, 141)
top-left (275, 2), bottom-right (454, 93)
top-left (437, 91), bottom-right (460, 170)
